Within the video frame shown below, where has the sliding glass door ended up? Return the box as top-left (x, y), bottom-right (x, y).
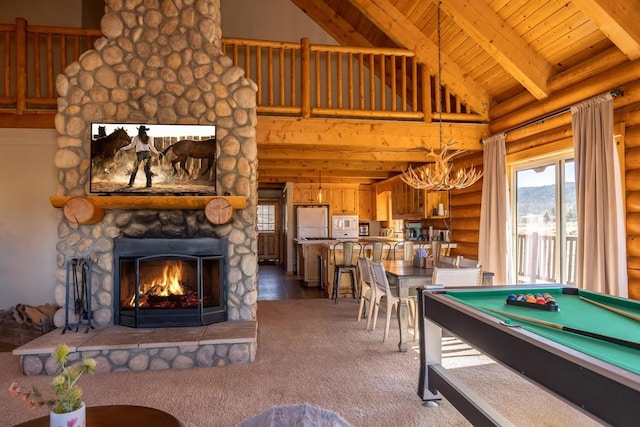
top-left (512, 154), bottom-right (577, 285)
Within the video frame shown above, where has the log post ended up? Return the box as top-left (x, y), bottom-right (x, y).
top-left (63, 196), bottom-right (105, 224)
top-left (205, 198), bottom-right (234, 225)
top-left (300, 38), bottom-right (310, 119)
top-left (15, 18), bottom-right (27, 114)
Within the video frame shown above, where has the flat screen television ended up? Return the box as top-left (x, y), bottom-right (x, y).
top-left (90, 123), bottom-right (217, 194)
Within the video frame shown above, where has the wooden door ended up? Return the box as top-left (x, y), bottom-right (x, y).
top-left (257, 200), bottom-right (281, 263)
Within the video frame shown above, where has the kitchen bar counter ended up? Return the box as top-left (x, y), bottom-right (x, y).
top-left (309, 239), bottom-right (457, 297)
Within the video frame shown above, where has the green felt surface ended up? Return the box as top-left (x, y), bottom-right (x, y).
top-left (443, 286), bottom-right (640, 375)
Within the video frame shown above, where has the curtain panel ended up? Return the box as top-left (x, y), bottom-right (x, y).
top-left (479, 133), bottom-right (513, 284)
top-left (570, 93), bottom-right (628, 297)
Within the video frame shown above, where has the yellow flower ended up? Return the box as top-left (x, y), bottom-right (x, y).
top-left (82, 358), bottom-right (96, 371)
top-left (52, 344), bottom-right (70, 365)
top-left (51, 375), bottom-right (65, 387)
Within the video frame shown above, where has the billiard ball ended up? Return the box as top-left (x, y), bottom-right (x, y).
top-left (546, 299), bottom-right (557, 306)
top-left (506, 294), bottom-right (517, 302)
top-left (536, 297), bottom-right (546, 304)
top-left (525, 294), bottom-right (536, 303)
top-left (516, 294), bottom-right (526, 302)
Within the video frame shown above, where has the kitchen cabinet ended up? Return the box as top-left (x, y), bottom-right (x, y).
top-left (389, 178), bottom-right (449, 220)
top-left (358, 187), bottom-right (372, 220)
top-left (331, 187), bottom-right (358, 215)
top-left (292, 184), bottom-right (323, 204)
top-left (374, 191), bottom-right (390, 221)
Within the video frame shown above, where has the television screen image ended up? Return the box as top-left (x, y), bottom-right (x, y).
top-left (90, 123), bottom-right (217, 194)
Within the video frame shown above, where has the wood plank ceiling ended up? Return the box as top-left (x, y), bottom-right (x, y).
top-left (258, 0), bottom-right (640, 189)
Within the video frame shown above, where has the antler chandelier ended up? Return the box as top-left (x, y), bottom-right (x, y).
top-left (401, 1), bottom-right (483, 191)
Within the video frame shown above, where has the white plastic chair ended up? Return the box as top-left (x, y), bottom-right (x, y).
top-left (368, 258), bottom-right (404, 342)
top-left (457, 256), bottom-right (481, 268)
top-left (432, 267), bottom-right (482, 287)
top-left (439, 255), bottom-right (459, 266)
top-left (408, 266), bottom-right (482, 341)
top-left (356, 257), bottom-right (375, 329)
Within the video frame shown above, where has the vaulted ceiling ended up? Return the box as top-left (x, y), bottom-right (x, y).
top-left (257, 0), bottom-right (640, 189)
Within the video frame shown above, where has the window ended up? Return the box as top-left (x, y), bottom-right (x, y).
top-left (257, 204), bottom-right (276, 232)
top-left (511, 151), bottom-right (577, 285)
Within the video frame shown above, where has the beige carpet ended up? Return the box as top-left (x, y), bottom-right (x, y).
top-left (1, 299), bottom-right (602, 426)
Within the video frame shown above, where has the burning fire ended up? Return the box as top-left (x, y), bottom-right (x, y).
top-left (128, 261), bottom-right (189, 306)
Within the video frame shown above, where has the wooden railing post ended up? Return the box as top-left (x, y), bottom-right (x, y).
top-left (420, 62), bottom-right (432, 123)
top-left (300, 38), bottom-right (310, 119)
top-left (15, 18), bottom-right (27, 114)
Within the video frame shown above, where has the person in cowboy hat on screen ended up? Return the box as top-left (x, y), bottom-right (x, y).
top-left (120, 125), bottom-right (162, 188)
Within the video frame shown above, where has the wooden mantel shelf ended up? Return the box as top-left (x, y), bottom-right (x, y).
top-left (50, 195), bottom-right (247, 225)
top-left (50, 195), bottom-right (247, 210)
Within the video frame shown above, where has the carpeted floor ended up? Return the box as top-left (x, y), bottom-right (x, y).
top-left (0, 299), bottom-right (602, 426)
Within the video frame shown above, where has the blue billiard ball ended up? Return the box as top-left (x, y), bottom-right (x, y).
top-left (506, 294), bottom-right (517, 302)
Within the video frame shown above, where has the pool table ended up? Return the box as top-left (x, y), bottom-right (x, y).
top-left (417, 285), bottom-right (640, 426)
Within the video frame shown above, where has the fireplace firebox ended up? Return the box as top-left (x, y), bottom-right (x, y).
top-left (113, 238), bottom-right (228, 328)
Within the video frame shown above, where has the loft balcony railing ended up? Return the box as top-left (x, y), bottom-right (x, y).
top-left (0, 18), bottom-right (483, 123)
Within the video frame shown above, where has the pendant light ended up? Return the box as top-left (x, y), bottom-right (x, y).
top-left (401, 1), bottom-right (483, 191)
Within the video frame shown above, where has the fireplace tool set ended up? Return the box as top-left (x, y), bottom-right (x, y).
top-left (63, 258), bottom-right (94, 333)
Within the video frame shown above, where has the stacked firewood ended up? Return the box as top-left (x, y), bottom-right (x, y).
top-left (9, 304), bottom-right (58, 329)
top-left (0, 304), bottom-right (59, 345)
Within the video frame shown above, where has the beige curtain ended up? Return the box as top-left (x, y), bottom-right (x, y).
top-left (571, 93), bottom-right (628, 297)
top-left (478, 133), bottom-right (513, 284)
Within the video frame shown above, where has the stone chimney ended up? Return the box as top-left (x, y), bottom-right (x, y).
top-left (52, 0), bottom-right (258, 327)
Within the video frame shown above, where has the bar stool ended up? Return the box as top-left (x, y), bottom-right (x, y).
top-left (371, 241), bottom-right (392, 262)
top-left (393, 241), bottom-right (415, 261)
top-left (332, 241), bottom-right (361, 303)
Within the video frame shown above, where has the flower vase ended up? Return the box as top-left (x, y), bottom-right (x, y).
top-left (50, 402), bottom-right (86, 427)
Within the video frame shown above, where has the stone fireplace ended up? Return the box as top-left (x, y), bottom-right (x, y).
top-left (113, 237), bottom-right (228, 328)
top-left (51, 0), bottom-right (258, 331)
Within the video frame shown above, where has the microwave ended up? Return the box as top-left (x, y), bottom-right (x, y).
top-left (331, 215), bottom-right (359, 239)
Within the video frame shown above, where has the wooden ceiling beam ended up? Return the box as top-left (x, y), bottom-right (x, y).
top-left (258, 147), bottom-right (428, 162)
top-left (572, 0), bottom-right (640, 60)
top-left (289, 0), bottom-right (373, 47)
top-left (258, 168), bottom-right (392, 180)
top-left (440, 0), bottom-right (552, 100)
top-left (258, 159), bottom-right (408, 171)
top-left (257, 117), bottom-right (488, 151)
top-left (345, 0), bottom-right (491, 116)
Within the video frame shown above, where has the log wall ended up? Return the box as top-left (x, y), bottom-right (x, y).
top-left (625, 125), bottom-right (640, 299)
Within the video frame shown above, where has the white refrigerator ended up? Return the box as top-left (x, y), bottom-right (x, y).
top-left (296, 206), bottom-right (329, 238)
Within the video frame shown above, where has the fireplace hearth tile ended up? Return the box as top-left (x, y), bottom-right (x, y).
top-left (140, 326), bottom-right (206, 348)
top-left (12, 327), bottom-right (101, 356)
top-left (200, 321), bottom-right (257, 345)
top-left (76, 326), bottom-right (154, 351)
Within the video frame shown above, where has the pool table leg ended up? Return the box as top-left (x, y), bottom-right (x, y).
top-left (417, 290), bottom-right (443, 401)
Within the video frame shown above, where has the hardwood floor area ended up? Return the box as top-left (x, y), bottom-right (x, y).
top-left (257, 262), bottom-right (324, 300)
